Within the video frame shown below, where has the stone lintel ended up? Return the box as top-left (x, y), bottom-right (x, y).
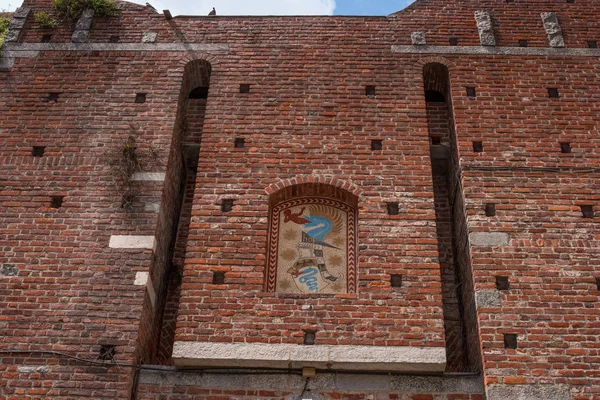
top-left (469, 232), bottom-right (510, 246)
top-left (130, 172), bottom-right (166, 181)
top-left (109, 235), bottom-right (156, 249)
top-left (172, 342), bottom-right (446, 373)
top-left (138, 369), bottom-right (483, 393)
top-left (486, 384), bottom-right (570, 400)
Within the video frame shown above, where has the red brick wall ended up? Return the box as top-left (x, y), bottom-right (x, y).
top-left (1, 0), bottom-right (599, 398)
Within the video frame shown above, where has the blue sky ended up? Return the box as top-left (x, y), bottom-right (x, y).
top-left (1, 0), bottom-right (417, 16)
top-left (335, 0), bottom-right (415, 15)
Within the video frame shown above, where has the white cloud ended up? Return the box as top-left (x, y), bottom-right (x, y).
top-left (0, 0), bottom-right (336, 15)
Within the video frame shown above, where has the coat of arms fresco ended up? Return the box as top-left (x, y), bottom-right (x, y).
top-left (267, 198), bottom-right (357, 294)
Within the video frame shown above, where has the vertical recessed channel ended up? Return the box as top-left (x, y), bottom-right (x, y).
top-left (150, 59), bottom-right (212, 366)
top-left (423, 62), bottom-right (480, 373)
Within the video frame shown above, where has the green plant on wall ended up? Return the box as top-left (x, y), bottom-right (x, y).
top-left (52, 0), bottom-right (121, 20)
top-left (34, 12), bottom-right (59, 29)
top-left (0, 16), bottom-right (9, 55)
top-left (105, 130), bottom-right (162, 211)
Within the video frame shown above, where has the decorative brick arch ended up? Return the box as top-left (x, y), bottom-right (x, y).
top-left (264, 175), bottom-right (362, 198)
top-left (266, 181), bottom-right (358, 294)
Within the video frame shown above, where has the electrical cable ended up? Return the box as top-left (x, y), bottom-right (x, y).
top-left (299, 378), bottom-right (310, 399)
top-left (0, 350), bottom-right (300, 374)
top-left (0, 349), bottom-right (479, 377)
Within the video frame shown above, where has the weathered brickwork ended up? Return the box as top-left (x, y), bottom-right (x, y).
top-left (1, 0), bottom-right (599, 398)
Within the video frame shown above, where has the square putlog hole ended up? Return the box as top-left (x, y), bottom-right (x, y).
top-left (212, 271), bottom-right (225, 284)
top-left (239, 84), bottom-right (250, 93)
top-left (588, 41), bottom-right (598, 49)
top-left (365, 85), bottom-right (376, 97)
top-left (391, 274), bottom-right (403, 288)
top-left (50, 196), bottom-right (64, 209)
top-left (581, 205), bottom-right (594, 219)
top-left (472, 141), bottom-right (484, 153)
top-left (596, 277), bottom-right (600, 290)
top-left (32, 146), bottom-right (46, 157)
top-left (109, 35), bottom-right (120, 43)
top-left (303, 330), bottom-right (316, 345)
top-left (41, 34), bottom-right (52, 43)
top-left (504, 334), bottom-right (518, 349)
top-left (449, 37), bottom-right (459, 46)
top-left (548, 88), bottom-right (560, 98)
top-left (121, 195), bottom-right (134, 210)
top-left (560, 142), bottom-right (572, 153)
top-left (47, 92), bottom-right (60, 102)
top-left (485, 203), bottom-right (496, 217)
top-left (496, 276), bottom-right (510, 290)
top-left (518, 40), bottom-right (528, 47)
top-left (371, 139), bottom-right (383, 151)
top-left (221, 199), bottom-right (234, 212)
top-left (386, 202), bottom-right (399, 215)
top-left (135, 93), bottom-right (147, 103)
top-left (98, 344), bottom-right (116, 361)
top-left (466, 87), bottom-right (477, 98)
top-left (234, 138), bottom-right (245, 148)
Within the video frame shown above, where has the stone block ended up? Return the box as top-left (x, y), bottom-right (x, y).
top-left (72, 30), bottom-right (90, 43)
top-left (13, 7), bottom-right (31, 19)
top-left (141, 32), bottom-right (158, 43)
top-left (130, 172), bottom-right (166, 181)
top-left (144, 202), bottom-right (160, 213)
top-left (475, 11), bottom-right (496, 46)
top-left (4, 29), bottom-right (21, 43)
top-left (487, 384), bottom-right (571, 400)
top-left (134, 271), bottom-right (149, 285)
top-left (109, 235), bottom-right (156, 249)
top-left (541, 12), bottom-right (565, 48)
top-left (1, 263), bottom-right (18, 275)
top-left (9, 18), bottom-right (26, 30)
top-left (475, 290), bottom-right (502, 308)
top-left (411, 32), bottom-right (426, 46)
top-left (469, 232), bottom-right (510, 246)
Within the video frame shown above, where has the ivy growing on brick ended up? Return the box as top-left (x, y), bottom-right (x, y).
top-left (52, 0), bottom-right (120, 20)
top-left (0, 16), bottom-right (9, 56)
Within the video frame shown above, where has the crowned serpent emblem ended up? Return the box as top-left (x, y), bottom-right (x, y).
top-left (281, 205), bottom-right (345, 293)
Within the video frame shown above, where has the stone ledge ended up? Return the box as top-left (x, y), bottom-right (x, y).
top-left (109, 235), bottom-right (156, 249)
top-left (139, 370), bottom-right (482, 393)
top-left (486, 384), bottom-right (570, 400)
top-left (3, 42), bottom-right (229, 52)
top-left (391, 45), bottom-right (600, 57)
top-left (172, 342), bottom-right (446, 373)
top-left (469, 232), bottom-right (509, 246)
top-left (130, 172), bottom-right (166, 181)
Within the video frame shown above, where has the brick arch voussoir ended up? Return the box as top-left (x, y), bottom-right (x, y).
top-left (264, 175), bottom-right (363, 198)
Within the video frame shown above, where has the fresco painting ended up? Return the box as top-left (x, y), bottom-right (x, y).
top-left (267, 198), bottom-right (356, 294)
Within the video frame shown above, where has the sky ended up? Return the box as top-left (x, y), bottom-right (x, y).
top-left (0, 0), bottom-right (416, 16)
